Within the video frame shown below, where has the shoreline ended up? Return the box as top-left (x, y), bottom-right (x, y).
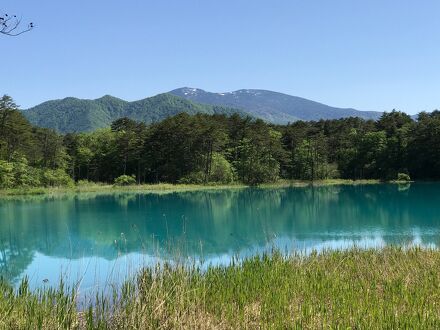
top-left (0, 179), bottom-right (413, 197)
top-left (0, 179), bottom-right (393, 198)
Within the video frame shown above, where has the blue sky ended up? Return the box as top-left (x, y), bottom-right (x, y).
top-left (2, 1), bottom-right (440, 114)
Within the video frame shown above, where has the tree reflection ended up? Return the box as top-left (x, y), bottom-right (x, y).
top-left (0, 183), bottom-right (439, 283)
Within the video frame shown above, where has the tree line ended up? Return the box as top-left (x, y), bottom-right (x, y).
top-left (1, 95), bottom-right (439, 188)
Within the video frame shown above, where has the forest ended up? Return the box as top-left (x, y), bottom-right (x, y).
top-left (1, 94), bottom-right (439, 188)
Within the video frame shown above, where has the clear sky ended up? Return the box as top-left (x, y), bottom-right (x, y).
top-left (2, 1), bottom-right (440, 114)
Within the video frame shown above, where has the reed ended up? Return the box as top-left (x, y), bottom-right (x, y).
top-left (1, 247), bottom-right (439, 329)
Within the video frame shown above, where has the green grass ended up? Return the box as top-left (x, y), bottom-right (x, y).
top-left (0, 182), bottom-right (244, 197)
top-left (1, 247), bottom-right (440, 329)
top-left (259, 178), bottom-right (381, 187)
top-left (0, 179), bottom-right (385, 198)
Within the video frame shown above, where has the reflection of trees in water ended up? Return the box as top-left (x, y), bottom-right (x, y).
top-left (0, 230), bottom-right (35, 283)
top-left (398, 183), bottom-right (411, 192)
top-left (0, 183), bottom-right (439, 282)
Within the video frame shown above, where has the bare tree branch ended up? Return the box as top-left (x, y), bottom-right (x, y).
top-left (1, 12), bottom-right (33, 36)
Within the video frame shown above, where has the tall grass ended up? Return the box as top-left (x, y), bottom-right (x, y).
top-left (1, 247), bottom-right (440, 329)
top-left (0, 277), bottom-right (79, 329)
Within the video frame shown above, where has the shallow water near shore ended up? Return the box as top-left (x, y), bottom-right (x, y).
top-left (0, 183), bottom-right (439, 293)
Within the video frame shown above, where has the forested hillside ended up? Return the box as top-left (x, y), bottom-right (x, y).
top-left (1, 95), bottom-right (440, 189)
top-left (22, 88), bottom-right (385, 133)
top-left (22, 93), bottom-right (247, 133)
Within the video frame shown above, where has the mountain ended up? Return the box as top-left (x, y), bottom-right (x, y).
top-left (22, 93), bottom-right (248, 133)
top-left (170, 88), bottom-right (383, 123)
top-left (22, 88), bottom-right (384, 133)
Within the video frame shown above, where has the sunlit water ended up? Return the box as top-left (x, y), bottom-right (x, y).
top-left (0, 183), bottom-right (439, 294)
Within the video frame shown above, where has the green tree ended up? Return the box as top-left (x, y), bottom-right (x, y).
top-left (0, 96), bottom-right (34, 161)
top-left (408, 111), bottom-right (440, 179)
top-left (111, 118), bottom-right (146, 181)
top-left (291, 137), bottom-right (335, 180)
top-left (233, 121), bottom-right (281, 185)
top-left (35, 128), bottom-right (69, 169)
top-left (356, 131), bottom-right (387, 179)
top-left (209, 152), bottom-right (234, 183)
top-left (41, 169), bottom-right (73, 187)
top-left (0, 160), bottom-right (15, 188)
top-left (11, 154), bottom-right (41, 187)
top-left (144, 113), bottom-right (200, 183)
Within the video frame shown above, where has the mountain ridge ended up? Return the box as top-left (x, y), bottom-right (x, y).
top-left (22, 88), bottom-right (385, 133)
top-left (22, 93), bottom-right (249, 133)
top-left (170, 87), bottom-right (383, 123)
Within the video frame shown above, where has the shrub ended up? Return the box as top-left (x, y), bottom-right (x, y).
top-left (77, 179), bottom-right (92, 186)
top-left (178, 171), bottom-right (205, 184)
top-left (42, 169), bottom-right (74, 187)
top-left (12, 156), bottom-right (41, 187)
top-left (0, 158), bottom-right (43, 188)
top-left (320, 162), bottom-right (340, 180)
top-left (114, 175), bottom-right (136, 186)
top-left (178, 153), bottom-right (235, 184)
top-left (0, 161), bottom-right (15, 188)
top-left (397, 173), bottom-right (411, 182)
top-left (209, 153), bottom-right (234, 183)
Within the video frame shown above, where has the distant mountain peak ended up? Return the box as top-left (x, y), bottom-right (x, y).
top-left (170, 87), bottom-right (382, 123)
top-left (97, 94), bottom-right (119, 100)
top-left (177, 87), bottom-right (205, 96)
top-left (22, 87), bottom-right (384, 134)
top-left (95, 95), bottom-right (126, 102)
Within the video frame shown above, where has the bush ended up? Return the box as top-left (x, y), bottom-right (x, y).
top-left (397, 173), bottom-right (411, 182)
top-left (0, 158), bottom-right (42, 188)
top-left (320, 162), bottom-right (340, 180)
top-left (42, 169), bottom-right (74, 187)
top-left (178, 153), bottom-right (235, 184)
top-left (178, 171), bottom-right (205, 184)
top-left (12, 156), bottom-right (41, 187)
top-left (114, 175), bottom-right (136, 186)
top-left (77, 179), bottom-right (92, 186)
top-left (0, 161), bottom-right (15, 188)
top-left (209, 153), bottom-right (234, 183)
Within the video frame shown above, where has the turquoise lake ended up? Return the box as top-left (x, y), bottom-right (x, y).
top-left (0, 183), bottom-right (439, 293)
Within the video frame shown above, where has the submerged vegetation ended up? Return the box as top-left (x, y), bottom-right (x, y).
top-left (1, 247), bottom-right (439, 329)
top-left (2, 94), bottom-right (440, 190)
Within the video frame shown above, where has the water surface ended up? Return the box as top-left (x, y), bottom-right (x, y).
top-left (0, 183), bottom-right (439, 291)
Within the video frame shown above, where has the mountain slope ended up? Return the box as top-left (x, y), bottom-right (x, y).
top-left (170, 88), bottom-right (382, 123)
top-left (22, 88), bottom-right (384, 133)
top-left (22, 93), bottom-right (248, 133)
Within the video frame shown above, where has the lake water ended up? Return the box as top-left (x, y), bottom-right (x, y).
top-left (1, 183), bottom-right (439, 293)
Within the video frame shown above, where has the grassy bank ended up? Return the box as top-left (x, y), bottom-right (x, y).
top-left (1, 247), bottom-right (439, 329)
top-left (0, 179), bottom-right (384, 197)
top-left (0, 182), bottom-right (246, 198)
